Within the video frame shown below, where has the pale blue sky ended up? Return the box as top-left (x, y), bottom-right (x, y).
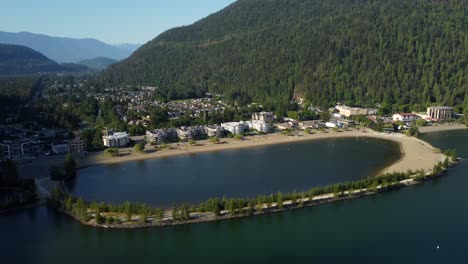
top-left (0, 0), bottom-right (236, 44)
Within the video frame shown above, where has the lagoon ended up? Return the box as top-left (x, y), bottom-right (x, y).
top-left (1, 130), bottom-right (467, 264)
top-left (69, 137), bottom-right (400, 207)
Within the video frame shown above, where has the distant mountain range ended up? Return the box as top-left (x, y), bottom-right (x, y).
top-left (113, 43), bottom-right (142, 52)
top-left (0, 44), bottom-right (88, 75)
top-left (78, 57), bottom-right (117, 71)
top-left (0, 31), bottom-right (141, 63)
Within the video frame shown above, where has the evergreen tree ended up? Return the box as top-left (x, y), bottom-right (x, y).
top-left (64, 154), bottom-right (76, 179)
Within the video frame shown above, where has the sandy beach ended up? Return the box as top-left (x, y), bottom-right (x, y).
top-left (77, 129), bottom-right (447, 175)
top-left (19, 126), bottom-right (459, 181)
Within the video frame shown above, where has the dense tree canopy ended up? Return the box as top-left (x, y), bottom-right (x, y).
top-left (100, 0), bottom-right (467, 112)
top-left (0, 75), bottom-right (41, 106)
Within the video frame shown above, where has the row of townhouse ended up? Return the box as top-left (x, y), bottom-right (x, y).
top-left (221, 120), bottom-right (272, 134)
top-left (146, 129), bottom-right (178, 144)
top-left (146, 125), bottom-right (225, 144)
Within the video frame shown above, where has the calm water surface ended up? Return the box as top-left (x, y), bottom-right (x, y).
top-left (1, 130), bottom-right (467, 264)
top-left (70, 137), bottom-right (400, 207)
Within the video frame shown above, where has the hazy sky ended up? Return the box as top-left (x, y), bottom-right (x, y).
top-left (0, 0), bottom-right (236, 44)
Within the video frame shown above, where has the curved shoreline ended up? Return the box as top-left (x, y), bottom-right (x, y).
top-left (57, 164), bottom-right (456, 229)
top-left (419, 124), bottom-right (467, 134)
top-left (19, 126), bottom-right (463, 180)
top-left (76, 129), bottom-right (446, 175)
top-left (50, 129), bottom-right (459, 229)
top-left (15, 126), bottom-right (465, 227)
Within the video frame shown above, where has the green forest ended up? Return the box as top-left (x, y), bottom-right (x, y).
top-left (100, 0), bottom-right (467, 114)
top-left (0, 75), bottom-right (41, 104)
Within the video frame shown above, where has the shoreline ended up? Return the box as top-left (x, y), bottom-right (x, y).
top-left (19, 124), bottom-right (465, 180)
top-left (47, 127), bottom-right (458, 230)
top-left (69, 189), bottom-right (398, 229)
top-left (13, 124), bottom-right (464, 225)
top-left (11, 126), bottom-right (462, 229)
top-left (76, 129), bottom-right (446, 175)
top-left (419, 123), bottom-right (467, 134)
top-left (57, 164), bottom-right (455, 230)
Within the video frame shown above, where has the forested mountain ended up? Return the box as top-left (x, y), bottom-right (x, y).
top-left (101, 0), bottom-right (467, 113)
top-left (78, 57), bottom-right (117, 71)
top-left (0, 31), bottom-right (138, 63)
top-left (0, 44), bottom-right (88, 75)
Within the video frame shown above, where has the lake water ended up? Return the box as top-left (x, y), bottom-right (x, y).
top-left (1, 130), bottom-right (467, 264)
top-left (69, 137), bottom-right (400, 207)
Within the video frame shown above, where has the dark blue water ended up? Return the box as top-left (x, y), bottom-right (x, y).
top-left (70, 137), bottom-right (400, 207)
top-left (1, 130), bottom-right (467, 264)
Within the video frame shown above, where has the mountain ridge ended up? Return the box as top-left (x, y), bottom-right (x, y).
top-left (0, 43), bottom-right (88, 75)
top-left (79, 57), bottom-right (117, 71)
top-left (0, 31), bottom-right (140, 63)
top-left (100, 0), bottom-right (467, 112)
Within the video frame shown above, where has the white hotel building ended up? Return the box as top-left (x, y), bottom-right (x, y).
top-left (248, 120), bottom-right (271, 133)
top-left (221, 122), bottom-right (245, 135)
top-left (102, 132), bottom-right (130, 148)
top-left (221, 120), bottom-right (271, 134)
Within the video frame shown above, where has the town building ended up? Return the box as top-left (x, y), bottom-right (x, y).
top-left (204, 125), bottom-right (225, 138)
top-left (221, 122), bottom-right (245, 135)
top-left (176, 126), bottom-right (206, 141)
top-left (367, 109), bottom-right (378, 115)
top-left (392, 113), bottom-right (420, 123)
top-left (69, 136), bottom-right (87, 154)
top-left (427, 106), bottom-right (454, 120)
top-left (337, 119), bottom-right (355, 128)
top-left (146, 129), bottom-right (177, 144)
top-left (102, 132), bottom-right (130, 148)
top-left (0, 139), bottom-right (33, 160)
top-left (251, 112), bottom-right (275, 123)
top-left (335, 105), bottom-right (369, 117)
top-left (52, 143), bottom-right (70, 155)
top-left (247, 120), bottom-right (271, 133)
top-left (335, 105), bottom-right (377, 117)
top-left (276, 122), bottom-right (298, 130)
top-left (298, 120), bottom-right (326, 130)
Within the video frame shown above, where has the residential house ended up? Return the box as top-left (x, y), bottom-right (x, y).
top-left (392, 113), bottom-right (419, 123)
